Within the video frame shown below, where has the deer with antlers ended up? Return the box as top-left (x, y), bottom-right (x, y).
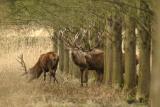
top-left (55, 28), bottom-right (104, 86)
top-left (17, 52), bottom-right (59, 83)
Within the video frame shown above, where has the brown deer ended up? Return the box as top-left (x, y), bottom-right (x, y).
top-left (56, 28), bottom-right (104, 86)
top-left (17, 52), bottom-right (59, 83)
top-left (71, 48), bottom-right (104, 86)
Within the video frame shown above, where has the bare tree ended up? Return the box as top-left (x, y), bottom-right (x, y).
top-left (136, 0), bottom-right (151, 102)
top-left (112, 14), bottom-right (123, 89)
top-left (151, 0), bottom-right (159, 106)
top-left (123, 5), bottom-right (137, 95)
top-left (58, 31), bottom-right (65, 73)
top-left (103, 17), bottom-right (113, 85)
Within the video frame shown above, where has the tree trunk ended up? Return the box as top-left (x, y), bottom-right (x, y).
top-left (63, 45), bottom-right (69, 74)
top-left (123, 10), bottom-right (137, 94)
top-left (112, 15), bottom-right (123, 89)
top-left (104, 17), bottom-right (113, 85)
top-left (58, 39), bottom-right (64, 72)
top-left (53, 32), bottom-right (58, 52)
top-left (136, 0), bottom-right (151, 102)
top-left (151, 0), bottom-right (160, 106)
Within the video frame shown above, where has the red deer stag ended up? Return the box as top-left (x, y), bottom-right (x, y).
top-left (71, 48), bottom-right (104, 86)
top-left (17, 52), bottom-right (59, 83)
top-left (57, 28), bottom-right (104, 86)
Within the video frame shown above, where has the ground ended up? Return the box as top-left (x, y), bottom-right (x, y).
top-left (0, 69), bottom-right (147, 107)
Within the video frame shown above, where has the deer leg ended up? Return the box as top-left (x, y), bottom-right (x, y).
top-left (84, 69), bottom-right (88, 86)
top-left (49, 69), bottom-right (54, 82)
top-left (96, 71), bottom-right (101, 85)
top-left (100, 72), bottom-right (103, 83)
top-left (96, 70), bottom-right (103, 86)
top-left (50, 69), bottom-right (58, 83)
top-left (80, 68), bottom-right (84, 87)
top-left (44, 71), bottom-right (46, 81)
top-left (42, 68), bottom-right (46, 81)
top-left (49, 71), bottom-right (52, 82)
top-left (96, 71), bottom-right (100, 82)
top-left (52, 73), bottom-right (58, 83)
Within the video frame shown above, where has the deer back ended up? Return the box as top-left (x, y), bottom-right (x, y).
top-left (85, 50), bottom-right (104, 70)
top-left (39, 52), bottom-right (59, 71)
top-left (28, 52), bottom-right (59, 80)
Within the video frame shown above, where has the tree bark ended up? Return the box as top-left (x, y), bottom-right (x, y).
top-left (63, 45), bottom-right (69, 74)
top-left (53, 32), bottom-right (58, 52)
top-left (151, 0), bottom-right (160, 106)
top-left (58, 39), bottom-right (64, 72)
top-left (112, 15), bottom-right (123, 89)
top-left (136, 0), bottom-right (151, 102)
top-left (104, 17), bottom-right (113, 85)
top-left (124, 10), bottom-right (137, 94)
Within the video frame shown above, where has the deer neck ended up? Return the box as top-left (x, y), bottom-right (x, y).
top-left (71, 50), bottom-right (87, 66)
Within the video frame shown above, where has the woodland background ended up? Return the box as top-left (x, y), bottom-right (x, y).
top-left (0, 0), bottom-right (159, 107)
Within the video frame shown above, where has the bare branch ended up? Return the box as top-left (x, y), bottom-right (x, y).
top-left (16, 54), bottom-right (28, 73)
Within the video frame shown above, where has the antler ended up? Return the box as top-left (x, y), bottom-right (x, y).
top-left (16, 54), bottom-right (28, 73)
top-left (79, 28), bottom-right (101, 52)
top-left (55, 26), bottom-right (102, 52)
top-left (58, 28), bottom-right (81, 49)
top-left (88, 32), bottom-right (101, 51)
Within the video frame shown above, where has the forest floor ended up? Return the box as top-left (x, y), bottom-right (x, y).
top-left (0, 70), bottom-right (148, 107)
